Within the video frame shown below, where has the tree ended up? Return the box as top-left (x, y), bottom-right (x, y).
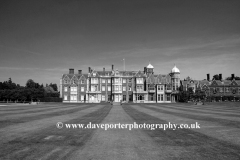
top-left (26, 79), bottom-right (36, 88)
top-left (225, 76), bottom-right (240, 80)
top-left (49, 83), bottom-right (58, 91)
top-left (212, 74), bottom-right (220, 80)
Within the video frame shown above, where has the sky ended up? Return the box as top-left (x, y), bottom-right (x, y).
top-left (0, 0), bottom-right (240, 86)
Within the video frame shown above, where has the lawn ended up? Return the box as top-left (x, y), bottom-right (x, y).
top-left (0, 102), bottom-right (240, 159)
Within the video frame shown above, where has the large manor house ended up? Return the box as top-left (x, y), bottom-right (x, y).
top-left (60, 64), bottom-right (180, 103)
top-left (60, 64), bottom-right (240, 103)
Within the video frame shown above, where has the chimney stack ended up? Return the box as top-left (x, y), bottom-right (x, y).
top-left (88, 67), bottom-right (91, 73)
top-left (232, 74), bottom-right (235, 80)
top-left (103, 67), bottom-right (105, 72)
top-left (144, 67), bottom-right (147, 74)
top-left (112, 64), bottom-right (114, 71)
top-left (69, 68), bottom-right (74, 74)
top-left (219, 74), bottom-right (222, 81)
top-left (207, 74), bottom-right (210, 81)
top-left (78, 70), bottom-right (82, 74)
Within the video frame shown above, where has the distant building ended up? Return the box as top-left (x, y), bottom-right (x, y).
top-left (60, 64), bottom-right (180, 103)
top-left (181, 74), bottom-right (240, 101)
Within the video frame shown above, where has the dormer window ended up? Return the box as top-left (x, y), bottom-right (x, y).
top-left (81, 80), bottom-right (85, 84)
top-left (64, 79), bottom-right (68, 84)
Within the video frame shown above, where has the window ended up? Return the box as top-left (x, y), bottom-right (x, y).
top-left (137, 94), bottom-right (144, 100)
top-left (158, 94), bottom-right (164, 101)
top-left (91, 85), bottom-right (98, 91)
top-left (115, 85), bottom-right (119, 91)
top-left (81, 87), bottom-right (84, 92)
top-left (128, 86), bottom-right (132, 91)
top-left (123, 79), bottom-right (126, 83)
top-left (219, 87), bottom-right (223, 93)
top-left (64, 87), bottom-right (68, 92)
top-left (172, 84), bottom-right (176, 91)
top-left (91, 78), bottom-right (98, 84)
top-left (64, 95), bottom-right (67, 100)
top-left (74, 80), bottom-right (78, 84)
top-left (102, 95), bottom-right (105, 101)
top-left (225, 88), bottom-right (229, 92)
top-left (123, 86), bottom-right (126, 91)
top-left (108, 86), bottom-right (111, 91)
top-left (128, 78), bottom-right (132, 83)
top-left (71, 87), bottom-right (77, 92)
top-left (102, 86), bottom-right (105, 91)
top-left (137, 78), bottom-right (143, 84)
top-left (81, 95), bottom-right (84, 101)
top-left (70, 95), bottom-right (77, 101)
top-left (108, 79), bottom-right (111, 83)
top-left (167, 94), bottom-right (170, 101)
top-left (123, 95), bottom-right (126, 101)
top-left (64, 79), bottom-right (68, 84)
top-left (166, 84), bottom-right (171, 90)
top-left (158, 85), bottom-right (164, 91)
top-left (115, 78), bottom-right (119, 83)
top-left (102, 79), bottom-right (105, 83)
top-left (137, 85), bottom-right (143, 92)
top-left (149, 94), bottom-right (153, 101)
top-left (71, 87), bottom-right (77, 94)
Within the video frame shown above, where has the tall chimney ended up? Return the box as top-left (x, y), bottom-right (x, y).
top-left (112, 64), bottom-right (114, 71)
top-left (78, 70), bottom-right (82, 74)
top-left (88, 67), bottom-right (91, 73)
top-left (207, 74), bottom-right (210, 81)
top-left (232, 74), bottom-right (235, 80)
top-left (144, 67), bottom-right (147, 74)
top-left (103, 68), bottom-right (105, 72)
top-left (219, 74), bottom-right (222, 81)
top-left (69, 68), bottom-right (74, 74)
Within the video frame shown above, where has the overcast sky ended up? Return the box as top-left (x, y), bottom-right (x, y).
top-left (0, 0), bottom-right (240, 86)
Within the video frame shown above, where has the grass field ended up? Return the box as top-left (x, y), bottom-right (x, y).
top-left (0, 102), bottom-right (240, 159)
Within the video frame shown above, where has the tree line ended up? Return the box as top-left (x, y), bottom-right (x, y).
top-left (0, 78), bottom-right (60, 102)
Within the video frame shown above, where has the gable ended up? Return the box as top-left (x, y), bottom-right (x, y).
top-left (90, 70), bottom-right (100, 77)
top-left (70, 75), bottom-right (78, 84)
top-left (63, 75), bottom-right (70, 80)
top-left (201, 84), bottom-right (209, 90)
top-left (231, 80), bottom-right (238, 86)
top-left (135, 71), bottom-right (145, 77)
top-left (79, 75), bottom-right (87, 80)
top-left (211, 80), bottom-right (218, 86)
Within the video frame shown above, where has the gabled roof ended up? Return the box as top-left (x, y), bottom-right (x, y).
top-left (236, 80), bottom-right (240, 85)
top-left (79, 74), bottom-right (88, 80)
top-left (134, 71), bottom-right (146, 77)
top-left (71, 74), bottom-right (78, 80)
top-left (230, 80), bottom-right (238, 86)
top-left (147, 74), bottom-right (156, 84)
